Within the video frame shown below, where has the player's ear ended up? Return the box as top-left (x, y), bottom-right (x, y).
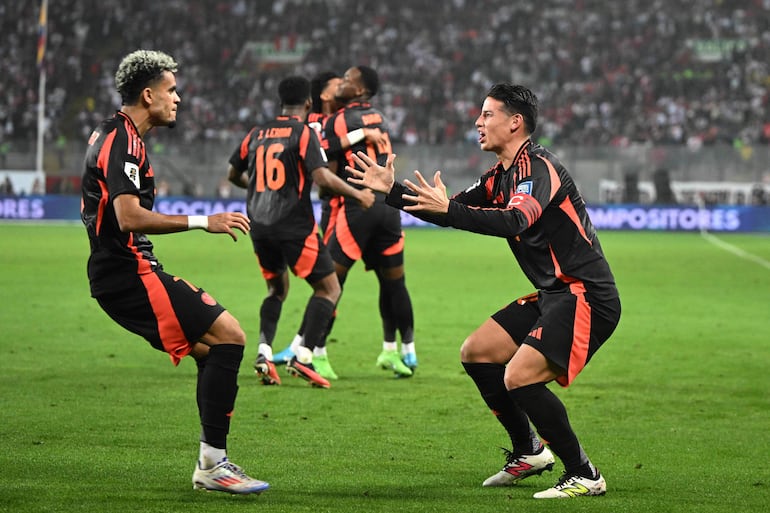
top-left (141, 87), bottom-right (153, 106)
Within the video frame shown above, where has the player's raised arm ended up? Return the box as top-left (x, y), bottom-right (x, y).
top-left (113, 193), bottom-right (249, 241)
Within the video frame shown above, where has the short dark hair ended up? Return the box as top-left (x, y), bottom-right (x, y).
top-left (357, 65), bottom-right (379, 98)
top-left (310, 71), bottom-right (340, 113)
top-left (115, 50), bottom-right (178, 105)
top-left (278, 76), bottom-right (311, 107)
top-left (486, 83), bottom-right (538, 134)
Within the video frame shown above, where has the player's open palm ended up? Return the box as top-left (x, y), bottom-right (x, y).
top-left (403, 170), bottom-right (450, 214)
top-left (207, 212), bottom-right (250, 241)
top-left (347, 151), bottom-right (396, 194)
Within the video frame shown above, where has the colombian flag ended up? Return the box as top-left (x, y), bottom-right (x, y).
top-left (37, 0), bottom-right (48, 69)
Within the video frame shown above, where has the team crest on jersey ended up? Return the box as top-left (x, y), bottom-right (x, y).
top-left (124, 162), bottom-right (140, 189)
top-left (516, 180), bottom-right (533, 195)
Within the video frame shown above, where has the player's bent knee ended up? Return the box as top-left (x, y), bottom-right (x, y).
top-left (503, 373), bottom-right (522, 391)
top-left (460, 336), bottom-right (484, 362)
top-left (312, 273), bottom-right (341, 303)
top-left (207, 311), bottom-right (247, 345)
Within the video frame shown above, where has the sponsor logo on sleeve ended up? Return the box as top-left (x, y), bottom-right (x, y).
top-left (124, 162), bottom-right (140, 189)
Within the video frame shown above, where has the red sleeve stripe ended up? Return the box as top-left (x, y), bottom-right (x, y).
top-left (239, 128), bottom-right (255, 160)
top-left (140, 272), bottom-right (190, 366)
top-left (95, 179), bottom-right (109, 235)
top-left (297, 126), bottom-right (310, 198)
top-left (484, 175), bottom-right (495, 199)
top-left (517, 151), bottom-right (532, 179)
top-left (334, 113), bottom-right (353, 165)
top-left (558, 196), bottom-right (591, 245)
top-left (95, 128), bottom-right (117, 235)
top-left (96, 129), bottom-right (116, 179)
top-left (536, 155), bottom-right (562, 202)
top-left (123, 117), bottom-right (142, 162)
top-left (299, 125), bottom-right (309, 160)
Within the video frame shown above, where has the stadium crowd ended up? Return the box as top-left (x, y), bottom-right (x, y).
top-left (2, 0), bottom-right (770, 151)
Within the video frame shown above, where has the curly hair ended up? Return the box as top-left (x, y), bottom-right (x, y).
top-left (115, 50), bottom-right (178, 106)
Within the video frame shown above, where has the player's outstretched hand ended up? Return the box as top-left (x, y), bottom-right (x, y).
top-left (347, 152), bottom-right (396, 194)
top-left (207, 212), bottom-right (250, 241)
top-left (402, 170), bottom-right (450, 214)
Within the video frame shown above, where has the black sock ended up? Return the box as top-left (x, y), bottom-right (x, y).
top-left (195, 355), bottom-right (208, 425)
top-left (258, 295), bottom-right (282, 346)
top-left (301, 296), bottom-right (335, 351)
top-left (463, 362), bottom-right (540, 453)
top-left (509, 383), bottom-right (592, 475)
top-left (198, 344), bottom-right (243, 449)
top-left (316, 310), bottom-right (337, 349)
top-left (379, 276), bottom-right (414, 343)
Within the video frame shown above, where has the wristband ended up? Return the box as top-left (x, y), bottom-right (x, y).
top-left (187, 215), bottom-right (208, 230)
top-left (347, 128), bottom-right (365, 145)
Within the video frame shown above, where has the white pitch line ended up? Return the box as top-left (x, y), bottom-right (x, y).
top-left (694, 197), bottom-right (770, 270)
top-left (700, 230), bottom-right (770, 270)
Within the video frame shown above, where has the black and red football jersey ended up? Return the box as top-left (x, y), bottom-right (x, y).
top-left (326, 101), bottom-right (393, 208)
top-left (81, 111), bottom-right (159, 297)
top-left (229, 115), bottom-right (328, 239)
top-left (387, 140), bottom-right (618, 297)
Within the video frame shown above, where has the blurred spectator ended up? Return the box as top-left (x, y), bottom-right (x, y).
top-left (217, 177), bottom-right (232, 199)
top-left (156, 179), bottom-right (171, 197)
top-left (3, 0), bottom-right (770, 150)
top-left (0, 175), bottom-right (14, 195)
top-left (653, 168), bottom-right (677, 204)
top-left (751, 184), bottom-right (768, 205)
top-left (31, 176), bottom-right (44, 195)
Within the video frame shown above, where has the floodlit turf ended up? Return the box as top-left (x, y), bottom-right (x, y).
top-left (1, 223), bottom-right (769, 513)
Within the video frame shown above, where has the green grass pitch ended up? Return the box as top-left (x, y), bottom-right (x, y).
top-left (1, 223), bottom-right (768, 513)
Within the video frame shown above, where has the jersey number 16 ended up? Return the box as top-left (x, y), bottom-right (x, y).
top-left (254, 143), bottom-right (286, 192)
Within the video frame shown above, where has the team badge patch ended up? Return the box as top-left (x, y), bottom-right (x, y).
top-left (124, 162), bottom-right (140, 189)
top-left (516, 180), bottom-right (532, 195)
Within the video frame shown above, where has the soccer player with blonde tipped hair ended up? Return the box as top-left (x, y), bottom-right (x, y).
top-left (81, 50), bottom-right (268, 495)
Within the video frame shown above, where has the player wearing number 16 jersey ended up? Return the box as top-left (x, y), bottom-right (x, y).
top-left (324, 66), bottom-right (417, 377)
top-left (226, 76), bottom-right (374, 388)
